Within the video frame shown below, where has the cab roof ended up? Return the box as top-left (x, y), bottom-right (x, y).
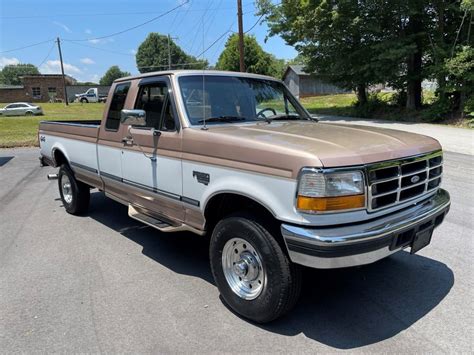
top-left (114, 69), bottom-right (281, 83)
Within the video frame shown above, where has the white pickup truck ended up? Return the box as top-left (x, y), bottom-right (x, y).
top-left (39, 70), bottom-right (450, 323)
top-left (75, 87), bottom-right (107, 103)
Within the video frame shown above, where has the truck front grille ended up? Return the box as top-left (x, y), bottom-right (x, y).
top-left (367, 151), bottom-right (443, 211)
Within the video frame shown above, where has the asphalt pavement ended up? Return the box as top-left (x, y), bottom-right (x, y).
top-left (0, 145), bottom-right (473, 353)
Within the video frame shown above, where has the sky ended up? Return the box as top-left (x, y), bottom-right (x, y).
top-left (0, 0), bottom-right (296, 83)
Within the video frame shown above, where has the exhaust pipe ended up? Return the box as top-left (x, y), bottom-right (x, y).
top-left (47, 174), bottom-right (58, 180)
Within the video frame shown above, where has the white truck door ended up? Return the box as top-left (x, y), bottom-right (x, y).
top-left (120, 77), bottom-right (184, 220)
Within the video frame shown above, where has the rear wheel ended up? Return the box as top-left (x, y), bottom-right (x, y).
top-left (58, 164), bottom-right (90, 215)
top-left (210, 214), bottom-right (302, 323)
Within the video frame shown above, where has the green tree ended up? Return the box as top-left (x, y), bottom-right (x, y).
top-left (257, 0), bottom-right (470, 110)
top-left (76, 81), bottom-right (99, 86)
top-left (136, 33), bottom-right (207, 73)
top-left (0, 64), bottom-right (40, 85)
top-left (288, 54), bottom-right (307, 66)
top-left (257, 0), bottom-right (392, 105)
top-left (99, 66), bottom-right (131, 86)
top-left (215, 33), bottom-right (284, 78)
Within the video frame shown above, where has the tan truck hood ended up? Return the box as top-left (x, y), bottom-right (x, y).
top-left (200, 121), bottom-right (441, 167)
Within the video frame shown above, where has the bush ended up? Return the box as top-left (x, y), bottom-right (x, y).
top-left (420, 99), bottom-right (452, 122)
top-left (352, 94), bottom-right (388, 117)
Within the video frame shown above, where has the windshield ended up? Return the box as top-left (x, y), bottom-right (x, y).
top-left (178, 75), bottom-right (309, 125)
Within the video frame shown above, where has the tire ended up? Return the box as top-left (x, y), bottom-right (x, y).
top-left (58, 164), bottom-right (90, 215)
top-left (80, 98), bottom-right (88, 103)
top-left (210, 213), bottom-right (302, 323)
top-left (25, 111), bottom-right (34, 116)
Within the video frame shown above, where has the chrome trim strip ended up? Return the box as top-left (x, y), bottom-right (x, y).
top-left (70, 161), bottom-right (98, 174)
top-left (100, 170), bottom-right (200, 207)
top-left (40, 120), bottom-right (100, 128)
top-left (288, 246), bottom-right (401, 269)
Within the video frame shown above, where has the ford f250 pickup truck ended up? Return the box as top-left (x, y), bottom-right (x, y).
top-left (39, 70), bottom-right (450, 323)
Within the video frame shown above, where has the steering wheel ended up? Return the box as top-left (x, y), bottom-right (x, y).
top-left (256, 108), bottom-right (277, 118)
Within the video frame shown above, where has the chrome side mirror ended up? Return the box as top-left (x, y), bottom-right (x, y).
top-left (121, 109), bottom-right (146, 126)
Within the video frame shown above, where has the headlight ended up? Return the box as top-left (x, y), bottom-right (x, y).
top-left (296, 169), bottom-right (365, 213)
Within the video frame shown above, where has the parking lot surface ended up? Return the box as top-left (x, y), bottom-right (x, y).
top-left (0, 148), bottom-right (472, 353)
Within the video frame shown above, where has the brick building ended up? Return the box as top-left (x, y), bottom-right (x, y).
top-left (0, 74), bottom-right (75, 103)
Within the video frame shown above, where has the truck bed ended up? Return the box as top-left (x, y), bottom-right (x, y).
top-left (39, 120), bottom-right (101, 140)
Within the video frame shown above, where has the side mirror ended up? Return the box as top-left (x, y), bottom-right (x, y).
top-left (121, 109), bottom-right (146, 126)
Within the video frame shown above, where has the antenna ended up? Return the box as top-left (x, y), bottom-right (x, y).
top-left (201, 14), bottom-right (208, 130)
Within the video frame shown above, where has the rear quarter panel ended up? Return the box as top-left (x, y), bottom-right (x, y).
top-left (39, 121), bottom-right (100, 171)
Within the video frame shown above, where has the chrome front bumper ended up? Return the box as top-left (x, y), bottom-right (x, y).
top-left (281, 189), bottom-right (450, 269)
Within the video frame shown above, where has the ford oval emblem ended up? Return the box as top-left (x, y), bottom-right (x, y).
top-left (411, 175), bottom-right (420, 183)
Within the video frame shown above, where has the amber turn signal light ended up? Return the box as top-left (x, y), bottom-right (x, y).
top-left (297, 194), bottom-right (365, 212)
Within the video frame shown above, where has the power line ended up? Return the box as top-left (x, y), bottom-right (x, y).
top-left (194, 26), bottom-right (234, 58)
top-left (37, 42), bottom-right (56, 68)
top-left (0, 38), bottom-right (54, 54)
top-left (187, 0), bottom-right (215, 55)
top-left (244, 14), bottom-right (264, 33)
top-left (136, 62), bottom-right (205, 70)
top-left (63, 40), bottom-right (135, 56)
top-left (63, 1), bottom-right (190, 42)
top-left (0, 2), bottom-right (254, 19)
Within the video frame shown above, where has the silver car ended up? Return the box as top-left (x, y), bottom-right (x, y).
top-left (0, 102), bottom-right (43, 116)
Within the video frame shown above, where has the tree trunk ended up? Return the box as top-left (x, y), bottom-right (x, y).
top-left (406, 50), bottom-right (423, 110)
top-left (405, 3), bottom-right (423, 110)
top-left (356, 84), bottom-right (367, 106)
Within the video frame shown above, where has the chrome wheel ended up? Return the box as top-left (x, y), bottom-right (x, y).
top-left (61, 174), bottom-right (73, 204)
top-left (222, 237), bottom-right (265, 300)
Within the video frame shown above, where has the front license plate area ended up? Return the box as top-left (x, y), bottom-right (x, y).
top-left (411, 227), bottom-right (433, 254)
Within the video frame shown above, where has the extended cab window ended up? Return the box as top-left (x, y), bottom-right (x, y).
top-left (105, 83), bottom-right (130, 131)
top-left (135, 82), bottom-right (176, 131)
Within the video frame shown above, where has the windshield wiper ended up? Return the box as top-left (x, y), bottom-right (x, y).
top-left (262, 114), bottom-right (304, 123)
top-left (198, 115), bottom-right (246, 123)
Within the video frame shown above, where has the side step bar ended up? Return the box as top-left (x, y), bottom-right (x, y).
top-left (128, 205), bottom-right (205, 235)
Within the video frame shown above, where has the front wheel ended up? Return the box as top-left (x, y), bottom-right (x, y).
top-left (58, 164), bottom-right (90, 215)
top-left (80, 98), bottom-right (88, 103)
top-left (210, 214), bottom-right (302, 323)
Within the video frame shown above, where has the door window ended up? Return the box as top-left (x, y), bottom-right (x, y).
top-left (135, 82), bottom-right (176, 131)
top-left (105, 83), bottom-right (130, 131)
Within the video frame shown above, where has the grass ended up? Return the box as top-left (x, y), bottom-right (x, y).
top-left (300, 94), bottom-right (357, 116)
top-left (0, 103), bottom-right (104, 148)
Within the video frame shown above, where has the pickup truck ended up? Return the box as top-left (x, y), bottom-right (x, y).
top-left (75, 87), bottom-right (107, 103)
top-left (39, 70), bottom-right (450, 323)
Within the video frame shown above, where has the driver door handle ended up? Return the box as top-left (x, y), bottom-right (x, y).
top-left (122, 137), bottom-right (134, 145)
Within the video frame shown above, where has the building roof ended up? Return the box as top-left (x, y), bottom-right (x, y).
top-left (286, 65), bottom-right (310, 76)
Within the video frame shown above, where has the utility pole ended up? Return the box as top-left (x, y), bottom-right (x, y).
top-left (167, 34), bottom-right (179, 70)
top-left (237, 0), bottom-right (245, 72)
top-left (56, 37), bottom-right (68, 106)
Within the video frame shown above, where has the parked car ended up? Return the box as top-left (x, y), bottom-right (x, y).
top-left (39, 70), bottom-right (450, 323)
top-left (0, 102), bottom-right (43, 116)
top-left (75, 88), bottom-right (107, 103)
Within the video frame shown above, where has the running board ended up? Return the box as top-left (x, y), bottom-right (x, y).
top-left (128, 205), bottom-right (205, 235)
